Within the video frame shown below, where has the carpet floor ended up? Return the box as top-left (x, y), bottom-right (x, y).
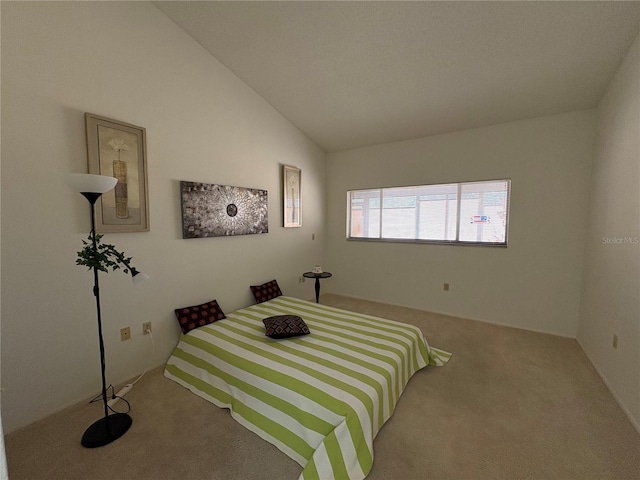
top-left (5, 294), bottom-right (640, 479)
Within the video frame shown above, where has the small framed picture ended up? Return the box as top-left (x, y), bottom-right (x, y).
top-left (282, 164), bottom-right (301, 228)
top-left (85, 113), bottom-right (150, 233)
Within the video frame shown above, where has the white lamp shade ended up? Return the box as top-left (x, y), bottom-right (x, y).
top-left (132, 271), bottom-right (150, 284)
top-left (66, 173), bottom-right (117, 194)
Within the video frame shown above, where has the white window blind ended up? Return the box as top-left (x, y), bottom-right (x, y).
top-left (348, 179), bottom-right (510, 246)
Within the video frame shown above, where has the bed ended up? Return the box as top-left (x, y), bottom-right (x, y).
top-left (164, 295), bottom-right (450, 480)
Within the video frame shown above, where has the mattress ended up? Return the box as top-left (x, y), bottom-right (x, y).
top-left (164, 296), bottom-right (450, 480)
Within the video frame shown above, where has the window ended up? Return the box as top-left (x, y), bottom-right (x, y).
top-left (348, 179), bottom-right (510, 246)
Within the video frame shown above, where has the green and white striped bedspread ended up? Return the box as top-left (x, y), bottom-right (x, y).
top-left (164, 296), bottom-right (450, 480)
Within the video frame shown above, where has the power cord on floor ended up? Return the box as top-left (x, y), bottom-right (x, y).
top-left (89, 385), bottom-right (114, 404)
top-left (107, 395), bottom-right (131, 414)
top-left (88, 384), bottom-right (131, 414)
top-left (89, 330), bottom-right (156, 413)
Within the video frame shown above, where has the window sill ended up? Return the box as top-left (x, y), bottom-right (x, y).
top-left (346, 237), bottom-right (508, 247)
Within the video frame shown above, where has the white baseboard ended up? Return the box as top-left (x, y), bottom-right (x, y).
top-left (576, 339), bottom-right (640, 435)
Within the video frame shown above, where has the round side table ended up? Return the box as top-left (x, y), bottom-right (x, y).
top-left (303, 272), bottom-right (332, 303)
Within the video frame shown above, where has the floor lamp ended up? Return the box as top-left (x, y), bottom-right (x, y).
top-left (67, 173), bottom-right (149, 448)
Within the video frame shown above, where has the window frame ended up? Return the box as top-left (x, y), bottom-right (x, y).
top-left (346, 178), bottom-right (511, 247)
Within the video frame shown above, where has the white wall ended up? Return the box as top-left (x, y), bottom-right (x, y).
top-left (326, 110), bottom-right (595, 337)
top-left (577, 35), bottom-right (640, 431)
top-left (1, 2), bottom-right (326, 433)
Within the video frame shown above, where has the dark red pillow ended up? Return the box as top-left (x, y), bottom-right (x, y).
top-left (174, 299), bottom-right (226, 334)
top-left (250, 279), bottom-right (283, 304)
top-left (263, 315), bottom-right (310, 339)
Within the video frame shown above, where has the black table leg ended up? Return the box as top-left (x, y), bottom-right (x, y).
top-left (314, 277), bottom-right (321, 303)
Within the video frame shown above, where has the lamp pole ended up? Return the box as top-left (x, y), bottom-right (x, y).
top-left (89, 194), bottom-right (111, 435)
top-left (67, 173), bottom-right (147, 447)
top-left (79, 191), bottom-right (132, 448)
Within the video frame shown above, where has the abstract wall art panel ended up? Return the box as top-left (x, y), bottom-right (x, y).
top-left (180, 181), bottom-right (268, 239)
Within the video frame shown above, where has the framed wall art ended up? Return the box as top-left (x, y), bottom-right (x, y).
top-left (85, 113), bottom-right (150, 233)
top-left (283, 164), bottom-right (301, 228)
top-left (180, 181), bottom-right (268, 239)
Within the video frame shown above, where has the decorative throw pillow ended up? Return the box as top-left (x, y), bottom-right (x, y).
top-left (250, 279), bottom-right (283, 304)
top-left (263, 315), bottom-right (310, 339)
top-left (174, 299), bottom-right (226, 335)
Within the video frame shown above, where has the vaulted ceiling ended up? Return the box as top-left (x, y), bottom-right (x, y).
top-left (155, 1), bottom-right (640, 152)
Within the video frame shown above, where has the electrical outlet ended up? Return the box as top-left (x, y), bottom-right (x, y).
top-left (612, 334), bottom-right (618, 349)
top-left (120, 327), bottom-right (131, 341)
top-left (143, 322), bottom-right (152, 335)
top-left (312, 233), bottom-right (316, 240)
top-left (299, 276), bottom-right (305, 283)
top-left (443, 283), bottom-right (450, 291)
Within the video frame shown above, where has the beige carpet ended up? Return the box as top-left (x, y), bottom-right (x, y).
top-left (5, 294), bottom-right (640, 480)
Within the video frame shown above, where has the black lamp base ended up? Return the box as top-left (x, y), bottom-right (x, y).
top-left (81, 413), bottom-right (132, 448)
